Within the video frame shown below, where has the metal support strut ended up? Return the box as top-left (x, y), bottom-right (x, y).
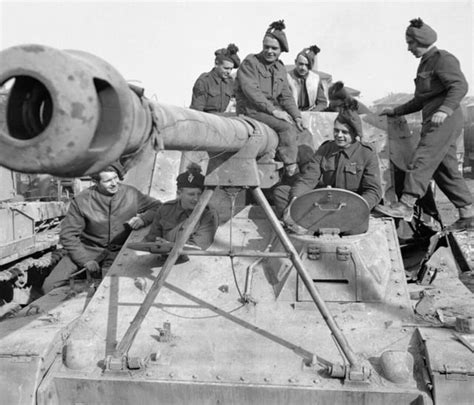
top-left (110, 185), bottom-right (362, 378)
top-left (251, 187), bottom-right (361, 370)
top-left (113, 188), bottom-right (215, 358)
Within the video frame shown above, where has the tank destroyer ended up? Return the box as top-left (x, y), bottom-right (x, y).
top-left (0, 44), bottom-right (473, 405)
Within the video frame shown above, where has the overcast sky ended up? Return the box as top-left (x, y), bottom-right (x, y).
top-left (0, 0), bottom-right (472, 106)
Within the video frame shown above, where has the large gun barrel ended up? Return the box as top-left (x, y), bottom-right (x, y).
top-left (0, 45), bottom-right (278, 177)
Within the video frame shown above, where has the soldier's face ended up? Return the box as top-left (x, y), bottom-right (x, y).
top-left (262, 37), bottom-right (281, 63)
top-left (406, 36), bottom-right (426, 58)
top-left (333, 121), bottom-right (354, 149)
top-left (97, 171), bottom-right (120, 195)
top-left (295, 55), bottom-right (310, 76)
top-left (215, 60), bottom-right (234, 79)
top-left (178, 187), bottom-right (202, 210)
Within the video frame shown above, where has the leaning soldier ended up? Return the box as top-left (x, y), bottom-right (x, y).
top-left (190, 44), bottom-right (240, 114)
top-left (274, 105), bottom-right (382, 221)
top-left (287, 45), bottom-right (328, 111)
top-left (235, 20), bottom-right (310, 176)
top-left (325, 81), bottom-right (371, 114)
top-left (144, 165), bottom-right (218, 250)
top-left (376, 18), bottom-right (472, 228)
top-left (42, 163), bottom-right (161, 293)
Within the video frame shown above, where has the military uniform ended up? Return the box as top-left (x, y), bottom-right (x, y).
top-left (235, 53), bottom-right (303, 164)
top-left (190, 68), bottom-right (235, 113)
top-left (145, 199), bottom-right (218, 250)
top-left (43, 185), bottom-right (161, 293)
top-left (273, 140), bottom-right (382, 213)
top-left (393, 46), bottom-right (471, 207)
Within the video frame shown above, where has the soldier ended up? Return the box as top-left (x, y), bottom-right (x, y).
top-left (274, 107), bottom-right (382, 220)
top-left (42, 163), bottom-right (161, 293)
top-left (144, 165), bottom-right (218, 250)
top-left (376, 18), bottom-right (472, 228)
top-left (235, 20), bottom-right (309, 176)
top-left (325, 81), bottom-right (371, 114)
top-left (190, 44), bottom-right (240, 113)
top-left (287, 45), bottom-right (328, 111)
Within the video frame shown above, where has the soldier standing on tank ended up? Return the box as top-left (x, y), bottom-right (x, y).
top-left (42, 163), bottom-right (161, 293)
top-left (376, 18), bottom-right (472, 228)
top-left (144, 165), bottom-right (218, 250)
top-left (190, 44), bottom-right (240, 114)
top-left (287, 45), bottom-right (328, 112)
top-left (273, 106), bottom-right (382, 220)
top-left (235, 20), bottom-right (310, 176)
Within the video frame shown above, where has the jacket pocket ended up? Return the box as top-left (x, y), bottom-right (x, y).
top-left (415, 71), bottom-right (433, 92)
top-left (344, 163), bottom-right (363, 190)
top-left (273, 77), bottom-right (285, 96)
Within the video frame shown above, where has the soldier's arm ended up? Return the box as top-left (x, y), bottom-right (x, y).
top-left (237, 58), bottom-right (276, 114)
top-left (135, 190), bottom-right (162, 225)
top-left (436, 53), bottom-right (468, 116)
top-left (289, 149), bottom-right (323, 200)
top-left (393, 97), bottom-right (424, 116)
top-left (59, 199), bottom-right (91, 267)
top-left (278, 75), bottom-right (302, 120)
top-left (188, 208), bottom-right (219, 250)
top-left (190, 78), bottom-right (208, 111)
top-left (143, 207), bottom-right (165, 242)
top-left (360, 149), bottom-right (383, 210)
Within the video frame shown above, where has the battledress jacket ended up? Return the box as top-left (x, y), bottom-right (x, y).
top-left (190, 68), bottom-right (235, 113)
top-left (290, 140), bottom-right (382, 209)
top-left (393, 46), bottom-right (468, 120)
top-left (235, 53), bottom-right (301, 119)
top-left (144, 199), bottom-right (219, 250)
top-left (60, 185), bottom-right (161, 267)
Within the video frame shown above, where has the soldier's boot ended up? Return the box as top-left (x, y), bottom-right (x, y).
top-left (375, 194), bottom-right (416, 222)
top-left (446, 204), bottom-right (474, 231)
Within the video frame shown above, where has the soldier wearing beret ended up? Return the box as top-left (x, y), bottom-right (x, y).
top-left (190, 44), bottom-right (240, 113)
top-left (235, 20), bottom-right (310, 176)
top-left (273, 107), bottom-right (382, 219)
top-left (325, 81), bottom-right (371, 114)
top-left (287, 45), bottom-right (328, 111)
top-left (144, 165), bottom-right (218, 250)
top-left (377, 18), bottom-right (472, 228)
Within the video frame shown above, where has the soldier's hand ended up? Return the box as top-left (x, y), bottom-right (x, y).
top-left (295, 117), bottom-right (307, 131)
top-left (282, 204), bottom-right (293, 225)
top-left (282, 199), bottom-right (307, 235)
top-left (272, 110), bottom-right (293, 123)
top-left (127, 216), bottom-right (145, 230)
top-left (379, 108), bottom-right (395, 117)
top-left (83, 260), bottom-right (100, 273)
top-left (431, 111), bottom-right (448, 126)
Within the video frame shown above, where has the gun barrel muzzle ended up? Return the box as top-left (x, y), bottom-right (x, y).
top-left (0, 45), bottom-right (150, 176)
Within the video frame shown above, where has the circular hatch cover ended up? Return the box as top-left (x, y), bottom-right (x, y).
top-left (289, 188), bottom-right (370, 235)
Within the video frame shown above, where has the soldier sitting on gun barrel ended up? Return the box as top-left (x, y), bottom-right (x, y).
top-left (235, 20), bottom-right (312, 177)
top-left (42, 163), bottom-right (161, 293)
top-left (144, 165), bottom-right (218, 250)
top-left (273, 104), bottom-right (382, 227)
